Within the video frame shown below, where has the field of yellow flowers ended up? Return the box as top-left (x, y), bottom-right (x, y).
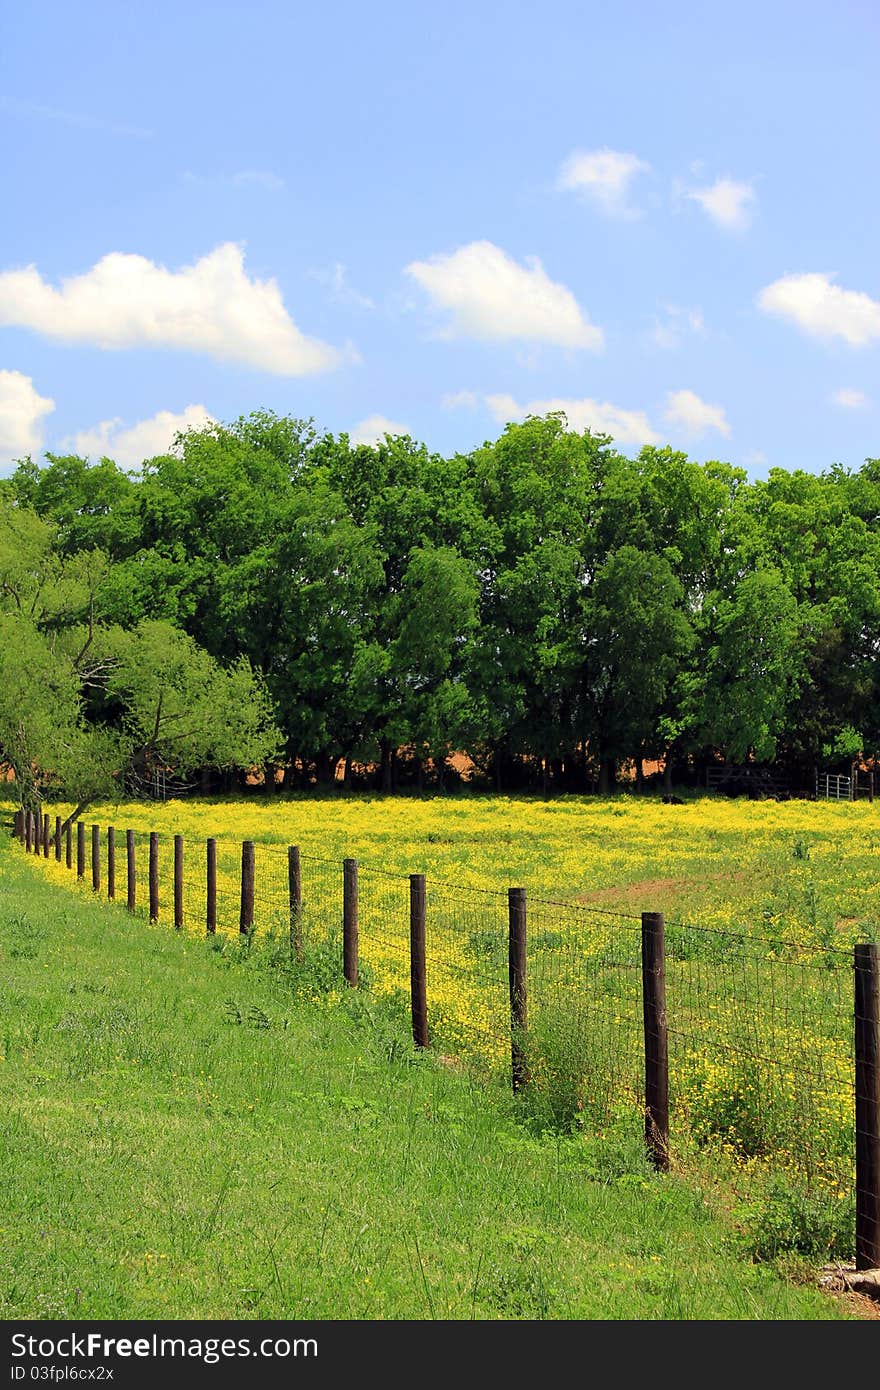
top-left (11, 791), bottom-right (878, 1201)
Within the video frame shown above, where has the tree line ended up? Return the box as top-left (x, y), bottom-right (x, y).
top-left (1, 409), bottom-right (878, 810)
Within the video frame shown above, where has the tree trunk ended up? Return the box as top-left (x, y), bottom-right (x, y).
top-left (56, 800), bottom-right (93, 842)
top-left (664, 752), bottom-right (673, 793)
top-left (380, 740), bottom-right (393, 792)
top-left (636, 756), bottom-right (644, 793)
top-left (343, 753), bottom-right (352, 791)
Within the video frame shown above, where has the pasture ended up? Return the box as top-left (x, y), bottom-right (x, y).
top-left (13, 792), bottom-right (880, 1240)
top-left (0, 836), bottom-right (852, 1320)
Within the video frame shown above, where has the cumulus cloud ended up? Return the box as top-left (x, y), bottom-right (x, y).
top-left (65, 404), bottom-right (215, 469)
top-left (405, 241), bottom-right (603, 350)
top-left (758, 273), bottom-right (880, 347)
top-left (557, 147), bottom-right (649, 217)
top-left (485, 392), bottom-right (657, 445)
top-left (664, 389), bottom-right (731, 437)
top-left (687, 177), bottom-right (756, 231)
top-left (0, 242), bottom-right (345, 375)
top-left (832, 387), bottom-right (870, 409)
top-left (0, 370), bottom-right (55, 466)
top-left (349, 414), bottom-right (410, 447)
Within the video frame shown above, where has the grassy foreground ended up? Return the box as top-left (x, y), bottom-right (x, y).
top-left (0, 841), bottom-right (846, 1320)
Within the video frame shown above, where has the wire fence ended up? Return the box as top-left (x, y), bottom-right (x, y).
top-left (11, 807), bottom-right (880, 1266)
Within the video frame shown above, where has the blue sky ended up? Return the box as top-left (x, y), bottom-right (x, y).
top-left (1, 0), bottom-right (878, 476)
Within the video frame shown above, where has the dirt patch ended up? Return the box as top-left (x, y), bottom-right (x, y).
top-left (843, 1290), bottom-right (880, 1319)
top-left (578, 876), bottom-right (691, 906)
top-left (577, 869), bottom-right (751, 909)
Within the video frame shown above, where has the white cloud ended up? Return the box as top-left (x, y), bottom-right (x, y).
top-left (349, 414), bottom-right (410, 447)
top-left (65, 404), bottom-right (215, 469)
top-left (441, 390), bottom-right (479, 410)
top-left (758, 273), bottom-right (880, 347)
top-left (664, 389), bottom-right (731, 437)
top-left (832, 387), bottom-right (870, 409)
top-left (0, 242), bottom-right (345, 375)
top-left (687, 177), bottom-right (756, 231)
top-left (405, 240), bottom-right (603, 350)
top-left (557, 147), bottom-right (649, 217)
top-left (0, 370), bottom-right (55, 466)
top-left (310, 262), bottom-right (374, 310)
top-left (741, 449), bottom-right (767, 471)
top-left (2, 95), bottom-right (153, 139)
top-left (650, 303), bottom-right (705, 350)
top-left (485, 393), bottom-right (657, 445)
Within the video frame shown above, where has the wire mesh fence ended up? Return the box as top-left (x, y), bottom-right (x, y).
top-left (662, 921), bottom-right (854, 1179)
top-left (10, 806), bottom-right (880, 1262)
top-left (527, 900), bottom-right (645, 1128)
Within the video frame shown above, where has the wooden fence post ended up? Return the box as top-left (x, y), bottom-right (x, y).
top-left (107, 827), bottom-right (115, 900)
top-left (91, 825), bottom-right (100, 892)
top-left (65, 821), bottom-right (72, 869)
top-left (855, 943), bottom-right (880, 1269)
top-left (508, 886), bottom-right (528, 1092)
top-left (410, 873), bottom-right (429, 1048)
top-left (174, 834), bottom-right (184, 929)
top-left (42, 814), bottom-right (50, 858)
top-left (54, 815), bottom-right (62, 862)
top-left (77, 822), bottom-right (85, 879)
top-left (149, 832), bottom-right (159, 922)
top-left (14, 810), bottom-right (22, 843)
top-left (642, 911), bottom-right (670, 1171)
top-left (239, 840), bottom-right (255, 935)
top-left (126, 830), bottom-right (136, 913)
top-left (24, 812), bottom-right (32, 853)
top-left (206, 838), bottom-right (217, 934)
top-left (288, 846), bottom-right (302, 961)
top-left (343, 858), bottom-right (358, 987)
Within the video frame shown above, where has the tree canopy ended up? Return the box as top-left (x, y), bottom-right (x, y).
top-left (2, 409), bottom-right (878, 800)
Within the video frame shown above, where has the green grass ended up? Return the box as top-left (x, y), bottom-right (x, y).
top-left (0, 841), bottom-right (848, 1320)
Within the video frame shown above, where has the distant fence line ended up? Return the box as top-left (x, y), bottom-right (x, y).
top-left (11, 806), bottom-right (880, 1271)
